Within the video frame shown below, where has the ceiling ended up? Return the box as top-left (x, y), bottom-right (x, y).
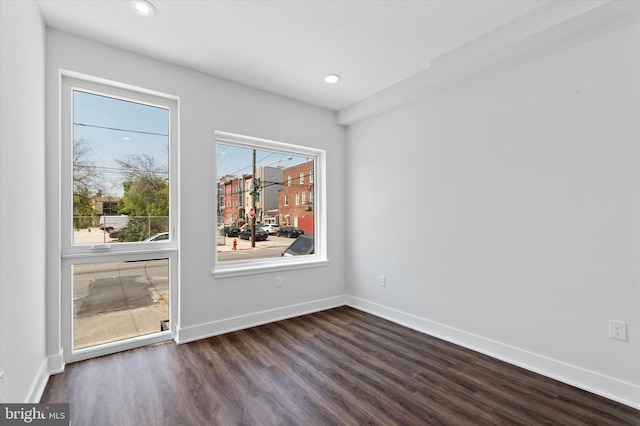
top-left (37, 0), bottom-right (550, 111)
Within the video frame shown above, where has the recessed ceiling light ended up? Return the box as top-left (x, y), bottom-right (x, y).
top-left (129, 0), bottom-right (156, 17)
top-left (325, 74), bottom-right (341, 84)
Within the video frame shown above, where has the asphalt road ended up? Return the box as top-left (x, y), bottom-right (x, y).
top-left (74, 260), bottom-right (168, 318)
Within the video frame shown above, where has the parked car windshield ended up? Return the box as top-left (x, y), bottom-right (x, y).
top-left (283, 235), bottom-right (314, 256)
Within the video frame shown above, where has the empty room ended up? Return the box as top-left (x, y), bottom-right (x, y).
top-left (1, 0), bottom-right (639, 424)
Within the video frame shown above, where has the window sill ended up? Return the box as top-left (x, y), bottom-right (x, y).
top-left (212, 258), bottom-right (328, 278)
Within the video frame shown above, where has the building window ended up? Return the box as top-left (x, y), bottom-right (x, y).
top-left (310, 169), bottom-right (314, 183)
top-left (214, 131), bottom-right (326, 276)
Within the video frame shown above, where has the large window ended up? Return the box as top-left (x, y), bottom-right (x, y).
top-left (61, 75), bottom-right (178, 362)
top-left (214, 131), bottom-right (326, 276)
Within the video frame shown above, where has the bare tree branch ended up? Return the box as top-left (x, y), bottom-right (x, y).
top-left (115, 154), bottom-right (168, 182)
top-left (73, 138), bottom-right (104, 195)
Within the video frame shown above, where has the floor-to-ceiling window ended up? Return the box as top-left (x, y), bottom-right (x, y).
top-left (60, 75), bottom-right (178, 362)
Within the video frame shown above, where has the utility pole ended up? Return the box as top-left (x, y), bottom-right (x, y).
top-left (251, 149), bottom-right (256, 248)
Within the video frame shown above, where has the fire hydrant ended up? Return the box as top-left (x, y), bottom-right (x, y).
top-left (232, 238), bottom-right (237, 250)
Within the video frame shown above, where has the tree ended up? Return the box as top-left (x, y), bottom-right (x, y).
top-left (116, 154), bottom-right (169, 241)
top-left (73, 187), bottom-right (96, 230)
top-left (73, 138), bottom-right (104, 196)
top-left (72, 139), bottom-right (104, 229)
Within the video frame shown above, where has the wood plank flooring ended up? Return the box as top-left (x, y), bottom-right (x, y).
top-left (41, 306), bottom-right (640, 425)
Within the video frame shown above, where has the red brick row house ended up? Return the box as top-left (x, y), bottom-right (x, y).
top-left (278, 160), bottom-right (314, 234)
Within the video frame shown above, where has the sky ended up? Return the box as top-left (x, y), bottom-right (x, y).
top-left (216, 144), bottom-right (310, 181)
top-left (73, 90), bottom-right (169, 197)
top-left (73, 89), bottom-right (310, 198)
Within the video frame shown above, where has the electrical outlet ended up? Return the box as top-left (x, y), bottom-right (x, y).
top-left (609, 320), bottom-right (627, 342)
top-left (276, 276), bottom-right (283, 288)
top-left (379, 275), bottom-right (386, 287)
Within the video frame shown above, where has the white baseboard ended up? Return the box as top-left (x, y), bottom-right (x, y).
top-left (27, 358), bottom-right (50, 403)
top-left (176, 295), bottom-right (347, 344)
top-left (48, 351), bottom-right (64, 376)
top-left (346, 295), bottom-right (640, 410)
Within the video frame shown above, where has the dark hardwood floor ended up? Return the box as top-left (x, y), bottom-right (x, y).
top-left (41, 306), bottom-right (639, 425)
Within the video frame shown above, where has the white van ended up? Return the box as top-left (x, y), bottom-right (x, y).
top-left (99, 215), bottom-right (129, 232)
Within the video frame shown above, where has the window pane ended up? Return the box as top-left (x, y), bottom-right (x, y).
top-left (216, 143), bottom-right (316, 261)
top-left (73, 259), bottom-right (169, 349)
top-left (72, 90), bottom-right (169, 244)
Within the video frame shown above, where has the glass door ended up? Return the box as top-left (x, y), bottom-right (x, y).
top-left (60, 77), bottom-right (178, 362)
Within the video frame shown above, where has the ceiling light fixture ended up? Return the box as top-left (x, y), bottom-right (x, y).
top-left (129, 0), bottom-right (156, 17)
top-left (325, 74), bottom-right (341, 84)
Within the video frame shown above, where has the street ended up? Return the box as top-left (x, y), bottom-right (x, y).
top-left (73, 259), bottom-right (169, 349)
top-left (69, 231), bottom-right (303, 349)
top-left (217, 234), bottom-right (298, 261)
top-left (73, 260), bottom-right (168, 301)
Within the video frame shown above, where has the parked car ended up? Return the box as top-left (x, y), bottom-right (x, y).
top-left (224, 225), bottom-right (240, 237)
top-left (239, 227), bottom-right (269, 241)
top-left (144, 232), bottom-right (169, 242)
top-left (108, 227), bottom-right (126, 239)
top-left (260, 224), bottom-right (280, 235)
top-left (282, 235), bottom-right (314, 257)
top-left (277, 226), bottom-right (304, 238)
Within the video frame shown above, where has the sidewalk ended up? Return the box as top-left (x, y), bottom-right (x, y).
top-left (73, 227), bottom-right (116, 244)
top-left (217, 233), bottom-right (289, 252)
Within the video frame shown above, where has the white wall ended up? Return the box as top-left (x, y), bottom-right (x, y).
top-left (345, 9), bottom-right (639, 408)
top-left (0, 1), bottom-right (48, 402)
top-left (45, 30), bottom-right (346, 357)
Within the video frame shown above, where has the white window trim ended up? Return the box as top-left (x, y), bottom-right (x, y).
top-left (213, 131), bottom-right (327, 277)
top-left (59, 72), bottom-right (180, 363)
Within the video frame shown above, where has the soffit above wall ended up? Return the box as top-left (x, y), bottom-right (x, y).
top-left (337, 0), bottom-right (639, 125)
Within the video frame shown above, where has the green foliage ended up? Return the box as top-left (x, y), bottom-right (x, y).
top-left (121, 177), bottom-right (169, 217)
top-left (118, 176), bottom-right (169, 241)
top-left (73, 187), bottom-right (96, 230)
top-left (117, 216), bottom-right (168, 242)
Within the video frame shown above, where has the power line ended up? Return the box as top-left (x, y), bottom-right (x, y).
top-left (218, 173), bottom-right (314, 199)
top-left (74, 122), bottom-right (168, 137)
top-left (222, 152), bottom-right (280, 178)
top-left (216, 146), bottom-right (240, 165)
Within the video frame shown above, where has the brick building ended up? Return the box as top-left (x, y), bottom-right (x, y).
top-left (218, 175), bottom-right (243, 225)
top-left (278, 160), bottom-right (314, 234)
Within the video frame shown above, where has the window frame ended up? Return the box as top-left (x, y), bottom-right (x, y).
top-left (60, 73), bottom-right (179, 363)
top-left (213, 131), bottom-right (327, 277)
